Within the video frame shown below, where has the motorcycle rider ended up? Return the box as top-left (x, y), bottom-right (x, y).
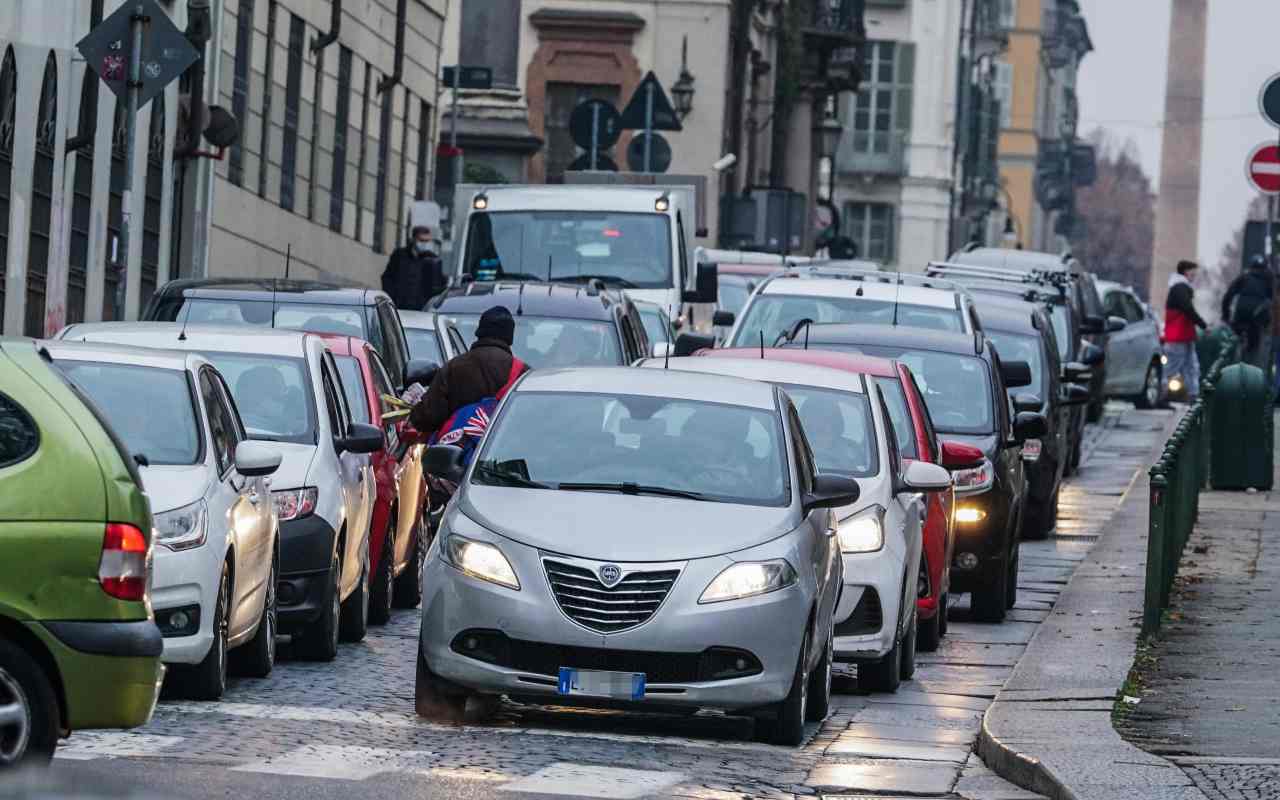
top-left (1221, 255), bottom-right (1275, 368)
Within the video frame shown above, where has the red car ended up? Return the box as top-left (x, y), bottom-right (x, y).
top-left (699, 347), bottom-right (983, 651)
top-left (319, 334), bottom-right (429, 624)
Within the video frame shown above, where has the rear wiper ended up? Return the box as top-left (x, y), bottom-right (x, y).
top-left (557, 482), bottom-right (709, 501)
top-left (552, 274), bottom-right (638, 289)
top-left (473, 462), bottom-right (553, 489)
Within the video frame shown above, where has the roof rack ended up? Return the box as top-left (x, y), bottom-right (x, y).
top-left (780, 264), bottom-right (967, 293)
top-left (927, 261), bottom-right (1072, 288)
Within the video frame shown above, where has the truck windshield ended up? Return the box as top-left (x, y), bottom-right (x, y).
top-left (462, 211), bottom-right (673, 289)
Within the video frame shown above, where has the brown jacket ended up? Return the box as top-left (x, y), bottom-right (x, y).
top-left (409, 339), bottom-right (527, 434)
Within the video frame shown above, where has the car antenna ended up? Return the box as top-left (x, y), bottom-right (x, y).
top-left (177, 296), bottom-right (193, 341)
top-left (664, 304), bottom-right (674, 369)
top-left (759, 330), bottom-right (765, 359)
top-left (546, 254), bottom-right (553, 283)
top-left (516, 282), bottom-right (525, 316)
top-left (891, 270), bottom-right (902, 326)
top-left (804, 321), bottom-right (810, 350)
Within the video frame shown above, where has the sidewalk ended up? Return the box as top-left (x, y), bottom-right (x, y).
top-left (976, 408), bottom-right (1207, 800)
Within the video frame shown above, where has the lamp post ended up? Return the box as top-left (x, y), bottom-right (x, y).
top-left (671, 36), bottom-right (696, 120)
top-left (813, 97), bottom-right (843, 201)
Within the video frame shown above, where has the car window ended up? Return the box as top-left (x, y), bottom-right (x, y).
top-left (732, 294), bottom-right (964, 347)
top-left (874, 384), bottom-right (904, 480)
top-left (322, 353), bottom-right (353, 432)
top-left (376, 301), bottom-right (408, 386)
top-left (58, 361), bottom-right (202, 466)
top-left (902, 368), bottom-right (937, 461)
top-left (212, 372), bottom-right (248, 440)
top-left (871, 377), bottom-right (918, 460)
top-left (200, 353), bottom-right (317, 444)
top-left (404, 326), bottom-right (445, 364)
top-left (783, 384), bottom-right (879, 477)
top-left (718, 278), bottom-right (754, 317)
top-left (445, 313), bottom-right (623, 367)
top-left (638, 307), bottom-right (672, 345)
top-left (1103, 291), bottom-right (1126, 320)
top-left (368, 351), bottom-right (401, 452)
top-left (475, 391), bottom-right (789, 507)
top-left (448, 326), bottom-right (468, 358)
top-left (785, 400), bottom-right (815, 494)
top-left (169, 298), bottom-right (367, 338)
top-left (1123, 293), bottom-right (1146, 323)
top-left (200, 369), bottom-right (240, 475)
top-left (986, 330), bottom-right (1046, 402)
top-left (334, 356), bottom-right (372, 425)
top-left (1049, 306), bottom-right (1071, 359)
top-left (0, 392), bottom-right (39, 468)
top-left (320, 362), bottom-right (347, 438)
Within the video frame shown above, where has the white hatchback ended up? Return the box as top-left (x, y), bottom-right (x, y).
top-left (57, 323), bottom-right (384, 663)
top-left (48, 341), bottom-right (283, 700)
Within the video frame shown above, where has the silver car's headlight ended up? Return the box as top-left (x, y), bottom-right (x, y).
top-left (153, 499), bottom-right (208, 552)
top-left (700, 560), bottom-right (796, 604)
top-left (444, 534), bottom-right (520, 590)
top-left (837, 507), bottom-right (884, 554)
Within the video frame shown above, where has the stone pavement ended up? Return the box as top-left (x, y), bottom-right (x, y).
top-left (1119, 414), bottom-right (1280, 800)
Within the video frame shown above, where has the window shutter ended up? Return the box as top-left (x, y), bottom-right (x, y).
top-left (895, 42), bottom-right (914, 138)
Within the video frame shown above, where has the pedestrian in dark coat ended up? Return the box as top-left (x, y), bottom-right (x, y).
top-left (1221, 255), bottom-right (1275, 367)
top-left (381, 225), bottom-right (444, 310)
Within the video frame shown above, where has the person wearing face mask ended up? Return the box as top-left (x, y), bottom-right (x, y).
top-left (382, 225), bottom-right (444, 310)
top-left (1163, 259), bottom-right (1208, 402)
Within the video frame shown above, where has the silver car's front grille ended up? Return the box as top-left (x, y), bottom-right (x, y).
top-left (543, 559), bottom-right (680, 634)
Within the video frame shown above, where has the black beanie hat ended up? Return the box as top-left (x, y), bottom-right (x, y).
top-left (475, 305), bottom-right (516, 345)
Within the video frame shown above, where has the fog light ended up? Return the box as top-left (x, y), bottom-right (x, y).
top-left (956, 552), bottom-right (980, 571)
top-left (170, 610), bottom-right (190, 631)
top-left (956, 506), bottom-right (986, 524)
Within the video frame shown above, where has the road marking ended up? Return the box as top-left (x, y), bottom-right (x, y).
top-left (54, 733), bottom-right (186, 760)
top-left (499, 763), bottom-right (685, 798)
top-left (232, 744), bottom-right (438, 780)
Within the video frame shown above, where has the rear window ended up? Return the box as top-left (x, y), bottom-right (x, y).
top-left (0, 392), bottom-right (39, 468)
top-left (57, 362), bottom-right (202, 465)
top-left (161, 298), bottom-right (369, 339)
top-left (404, 326), bottom-right (444, 364)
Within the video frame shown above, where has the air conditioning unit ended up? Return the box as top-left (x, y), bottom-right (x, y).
top-left (719, 188), bottom-right (806, 254)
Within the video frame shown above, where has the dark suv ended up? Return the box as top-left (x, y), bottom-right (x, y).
top-left (143, 279), bottom-right (411, 389)
top-left (782, 323), bottom-right (1045, 623)
top-left (429, 280), bottom-right (651, 367)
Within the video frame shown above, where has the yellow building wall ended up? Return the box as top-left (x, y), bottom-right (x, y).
top-left (998, 0), bottom-right (1044, 248)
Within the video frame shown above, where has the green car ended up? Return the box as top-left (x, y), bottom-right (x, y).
top-left (0, 338), bottom-right (164, 766)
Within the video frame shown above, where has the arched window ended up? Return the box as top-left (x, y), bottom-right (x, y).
top-left (0, 48), bottom-right (16, 331)
top-left (142, 95), bottom-right (165, 309)
top-left (105, 99), bottom-right (127, 321)
top-left (25, 53), bottom-right (57, 337)
top-left (68, 75), bottom-right (98, 324)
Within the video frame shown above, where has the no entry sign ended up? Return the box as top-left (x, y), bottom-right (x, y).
top-left (1246, 142), bottom-right (1280, 195)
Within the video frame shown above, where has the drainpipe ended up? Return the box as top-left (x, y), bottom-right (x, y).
top-left (378, 0), bottom-right (407, 93)
top-left (176, 0), bottom-right (213, 159)
top-left (308, 0), bottom-right (341, 219)
top-left (311, 0), bottom-right (341, 52)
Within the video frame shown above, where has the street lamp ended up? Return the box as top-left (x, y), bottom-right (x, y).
top-left (813, 99), bottom-right (843, 203)
top-left (671, 36), bottom-right (696, 120)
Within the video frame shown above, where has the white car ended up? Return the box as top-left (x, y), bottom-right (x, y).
top-left (47, 341), bottom-right (283, 700)
top-left (397, 310), bottom-right (469, 366)
top-left (639, 354), bottom-right (951, 692)
top-left (57, 323), bottom-right (383, 661)
top-left (724, 266), bottom-right (982, 349)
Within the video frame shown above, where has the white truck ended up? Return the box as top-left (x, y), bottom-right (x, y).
top-left (445, 184), bottom-right (719, 327)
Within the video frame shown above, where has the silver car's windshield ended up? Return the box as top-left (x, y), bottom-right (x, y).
top-left (474, 392), bottom-right (790, 506)
top-left (200, 353), bottom-right (318, 445)
top-left (446, 314), bottom-right (622, 368)
top-left (781, 384), bottom-right (879, 478)
top-left (732, 294), bottom-right (964, 346)
top-left (57, 362), bottom-right (201, 465)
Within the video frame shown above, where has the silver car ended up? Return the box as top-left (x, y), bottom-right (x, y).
top-left (1097, 281), bottom-right (1164, 407)
top-left (416, 367), bottom-right (854, 745)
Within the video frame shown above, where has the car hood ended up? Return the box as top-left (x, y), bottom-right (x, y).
top-left (460, 485), bottom-right (798, 561)
top-left (138, 465), bottom-right (211, 514)
top-left (251, 440), bottom-right (317, 492)
top-left (940, 431), bottom-right (1001, 461)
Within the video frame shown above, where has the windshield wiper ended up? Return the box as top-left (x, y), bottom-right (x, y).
top-left (473, 462), bottom-right (553, 489)
top-left (551, 274), bottom-right (639, 289)
top-left (557, 482), bottom-right (709, 501)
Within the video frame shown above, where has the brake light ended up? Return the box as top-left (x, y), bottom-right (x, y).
top-left (99, 523), bottom-right (149, 601)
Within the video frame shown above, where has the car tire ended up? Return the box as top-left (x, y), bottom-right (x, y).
top-left (1134, 361), bottom-right (1162, 409)
top-left (917, 604), bottom-right (942, 653)
top-left (369, 519), bottom-right (394, 626)
top-left (182, 563), bottom-right (229, 701)
top-left (1086, 398), bottom-right (1104, 423)
top-left (857, 623), bottom-right (902, 694)
top-left (232, 550), bottom-right (277, 679)
top-left (1005, 542), bottom-right (1021, 611)
top-left (339, 544), bottom-right (370, 643)
top-left (938, 592), bottom-right (949, 637)
top-left (759, 628), bottom-right (809, 746)
top-left (1071, 438), bottom-right (1083, 473)
top-left (392, 514), bottom-right (425, 609)
top-left (0, 639), bottom-right (59, 767)
top-left (414, 649), bottom-right (466, 722)
top-left (972, 561), bottom-right (1008, 623)
top-left (899, 607), bottom-right (918, 681)
top-left (805, 624), bottom-right (833, 722)
top-left (296, 556), bottom-right (341, 662)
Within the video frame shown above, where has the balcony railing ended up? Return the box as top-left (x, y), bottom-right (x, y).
top-left (805, 0), bottom-right (864, 45)
top-left (836, 130), bottom-right (908, 177)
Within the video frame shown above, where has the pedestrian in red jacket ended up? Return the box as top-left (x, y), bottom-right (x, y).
top-left (1163, 260), bottom-right (1207, 401)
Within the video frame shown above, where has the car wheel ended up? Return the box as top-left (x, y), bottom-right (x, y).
top-left (339, 544), bottom-right (370, 643)
top-left (1006, 542), bottom-right (1021, 611)
top-left (759, 627), bottom-right (809, 745)
top-left (296, 555), bottom-right (341, 662)
top-left (0, 640), bottom-right (59, 767)
top-left (857, 622), bottom-right (902, 694)
top-left (414, 648), bottom-right (466, 722)
top-left (1086, 398), bottom-right (1104, 423)
top-left (972, 560), bottom-right (1008, 623)
top-left (1070, 438), bottom-right (1083, 473)
top-left (392, 514), bottom-right (425, 609)
top-left (917, 604), bottom-right (942, 653)
top-left (232, 550), bottom-right (277, 678)
top-left (899, 606), bottom-right (918, 681)
top-left (1025, 486), bottom-right (1058, 541)
top-left (1135, 360), bottom-right (1162, 409)
top-left (368, 519), bottom-right (394, 626)
top-left (805, 624), bottom-right (833, 722)
top-left (183, 563), bottom-right (229, 700)
top-left (938, 592), bottom-right (949, 637)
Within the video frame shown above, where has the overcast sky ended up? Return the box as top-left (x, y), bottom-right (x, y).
top-left (1075, 0), bottom-right (1280, 270)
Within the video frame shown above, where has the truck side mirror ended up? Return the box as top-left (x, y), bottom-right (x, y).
top-left (682, 263), bottom-right (718, 304)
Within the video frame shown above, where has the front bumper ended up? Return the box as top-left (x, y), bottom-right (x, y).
top-left (276, 514), bottom-right (338, 631)
top-left (151, 546), bottom-right (217, 665)
top-left (34, 620), bottom-right (164, 732)
top-left (418, 537), bottom-right (809, 711)
top-left (949, 487), bottom-right (1015, 594)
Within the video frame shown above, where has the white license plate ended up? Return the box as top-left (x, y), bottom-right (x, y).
top-left (557, 668), bottom-right (645, 700)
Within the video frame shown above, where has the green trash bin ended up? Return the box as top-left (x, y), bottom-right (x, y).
top-left (1196, 326), bottom-right (1235, 377)
top-left (1209, 362), bottom-right (1274, 490)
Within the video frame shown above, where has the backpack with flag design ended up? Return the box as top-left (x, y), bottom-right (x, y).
top-left (428, 357), bottom-right (526, 465)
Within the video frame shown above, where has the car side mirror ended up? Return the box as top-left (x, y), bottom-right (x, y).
top-left (712, 310), bottom-right (736, 328)
top-left (234, 441), bottom-right (282, 477)
top-left (1080, 315), bottom-right (1105, 335)
top-left (940, 439), bottom-right (985, 469)
top-left (900, 460), bottom-right (952, 493)
top-left (423, 444), bottom-right (466, 483)
top-left (1060, 383), bottom-right (1091, 406)
top-left (682, 263), bottom-right (719, 304)
top-left (1107, 315), bottom-right (1127, 333)
top-left (1062, 361), bottom-right (1092, 384)
top-left (338, 422), bottom-right (385, 454)
top-left (1011, 411), bottom-right (1048, 444)
top-left (1001, 359), bottom-right (1033, 389)
top-left (1013, 393), bottom-right (1042, 413)
top-left (673, 332), bottom-right (716, 357)
top-left (803, 474), bottom-right (860, 512)
top-left (1079, 342), bottom-right (1105, 366)
top-left (405, 358), bottom-right (440, 388)
top-left (651, 342), bottom-right (674, 359)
